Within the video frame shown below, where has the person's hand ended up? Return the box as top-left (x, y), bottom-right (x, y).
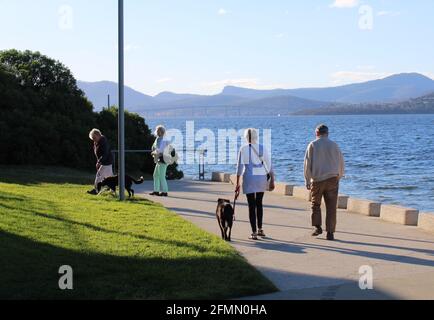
top-left (306, 183), bottom-right (311, 191)
top-left (235, 185), bottom-right (241, 200)
top-left (96, 163), bottom-right (102, 171)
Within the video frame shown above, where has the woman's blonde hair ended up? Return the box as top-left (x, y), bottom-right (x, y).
top-left (89, 128), bottom-right (102, 141)
top-left (154, 125), bottom-right (166, 137)
top-left (244, 128), bottom-right (259, 144)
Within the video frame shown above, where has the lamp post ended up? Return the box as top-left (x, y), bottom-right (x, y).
top-left (118, 0), bottom-right (126, 201)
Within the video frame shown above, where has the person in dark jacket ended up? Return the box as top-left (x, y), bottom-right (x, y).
top-left (87, 129), bottom-right (114, 195)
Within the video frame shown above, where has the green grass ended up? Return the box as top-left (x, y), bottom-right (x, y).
top-left (0, 166), bottom-right (276, 300)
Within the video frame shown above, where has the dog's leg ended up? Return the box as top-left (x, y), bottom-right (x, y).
top-left (228, 226), bottom-right (232, 242)
top-left (217, 218), bottom-right (225, 240)
top-left (220, 226), bottom-right (226, 240)
top-left (224, 227), bottom-right (229, 241)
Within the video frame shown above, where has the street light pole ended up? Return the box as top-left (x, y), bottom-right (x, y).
top-left (118, 0), bottom-right (126, 201)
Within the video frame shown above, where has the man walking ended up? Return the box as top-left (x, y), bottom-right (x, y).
top-left (87, 129), bottom-right (114, 195)
top-left (304, 124), bottom-right (345, 241)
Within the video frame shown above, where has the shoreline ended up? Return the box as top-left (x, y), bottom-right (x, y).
top-left (211, 171), bottom-right (434, 232)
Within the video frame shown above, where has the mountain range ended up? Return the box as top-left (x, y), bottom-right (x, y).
top-left (296, 92), bottom-right (434, 115)
top-left (78, 73), bottom-right (434, 117)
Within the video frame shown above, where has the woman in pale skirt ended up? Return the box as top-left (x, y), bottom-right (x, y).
top-left (235, 128), bottom-right (275, 240)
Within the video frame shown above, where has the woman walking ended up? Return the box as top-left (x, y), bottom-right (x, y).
top-left (235, 128), bottom-right (275, 240)
top-left (150, 125), bottom-right (170, 197)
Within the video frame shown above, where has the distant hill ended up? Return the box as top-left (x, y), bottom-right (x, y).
top-left (296, 92), bottom-right (434, 115)
top-left (222, 73), bottom-right (434, 104)
top-left (77, 81), bottom-right (154, 112)
top-left (78, 73), bottom-right (434, 117)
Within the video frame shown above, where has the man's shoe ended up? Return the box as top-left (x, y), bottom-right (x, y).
top-left (312, 227), bottom-right (323, 237)
top-left (160, 193), bottom-right (169, 197)
top-left (327, 232), bottom-right (335, 241)
top-left (149, 192), bottom-right (160, 196)
top-left (87, 189), bottom-right (98, 196)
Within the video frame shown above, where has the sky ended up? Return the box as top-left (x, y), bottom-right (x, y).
top-left (1, 0), bottom-right (434, 96)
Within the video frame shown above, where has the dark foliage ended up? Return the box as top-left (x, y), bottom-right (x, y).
top-left (0, 50), bottom-right (183, 178)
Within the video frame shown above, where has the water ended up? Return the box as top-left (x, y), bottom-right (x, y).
top-left (148, 115), bottom-right (434, 213)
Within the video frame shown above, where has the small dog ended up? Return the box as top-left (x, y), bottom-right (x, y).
top-left (97, 175), bottom-right (144, 198)
top-left (216, 199), bottom-right (234, 242)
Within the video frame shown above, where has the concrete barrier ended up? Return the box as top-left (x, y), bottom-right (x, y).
top-left (418, 213), bottom-right (434, 233)
top-left (338, 195), bottom-right (350, 210)
top-left (221, 173), bottom-right (231, 183)
top-left (347, 198), bottom-right (381, 217)
top-left (212, 172), bottom-right (223, 182)
top-left (211, 172), bottom-right (231, 183)
top-left (273, 183), bottom-right (294, 196)
top-left (292, 186), bottom-right (312, 202)
top-left (380, 205), bottom-right (419, 226)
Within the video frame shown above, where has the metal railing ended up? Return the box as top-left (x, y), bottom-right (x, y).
top-left (111, 148), bottom-right (207, 180)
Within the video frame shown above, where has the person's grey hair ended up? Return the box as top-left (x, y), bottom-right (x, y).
top-left (244, 128), bottom-right (259, 144)
top-left (316, 124), bottom-right (329, 135)
top-left (154, 125), bottom-right (166, 137)
top-left (89, 128), bottom-right (102, 141)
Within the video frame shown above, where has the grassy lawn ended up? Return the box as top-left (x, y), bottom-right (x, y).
top-left (0, 166), bottom-right (276, 300)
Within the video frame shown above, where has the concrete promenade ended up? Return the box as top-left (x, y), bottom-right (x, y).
top-left (136, 180), bottom-right (434, 300)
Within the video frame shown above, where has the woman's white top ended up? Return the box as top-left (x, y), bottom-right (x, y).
top-left (236, 143), bottom-right (272, 194)
top-left (153, 137), bottom-right (170, 155)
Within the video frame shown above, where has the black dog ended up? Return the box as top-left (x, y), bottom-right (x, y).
top-left (216, 199), bottom-right (234, 242)
top-left (97, 175), bottom-right (144, 198)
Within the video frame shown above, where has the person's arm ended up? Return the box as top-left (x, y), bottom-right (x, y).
top-left (338, 146), bottom-right (345, 180)
top-left (235, 148), bottom-right (244, 200)
top-left (97, 138), bottom-right (111, 167)
top-left (151, 139), bottom-right (157, 152)
top-left (304, 143), bottom-right (313, 190)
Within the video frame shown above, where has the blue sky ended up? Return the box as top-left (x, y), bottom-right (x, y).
top-left (1, 0), bottom-right (433, 95)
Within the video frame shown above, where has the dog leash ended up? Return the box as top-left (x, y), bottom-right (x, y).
top-left (233, 197), bottom-right (237, 222)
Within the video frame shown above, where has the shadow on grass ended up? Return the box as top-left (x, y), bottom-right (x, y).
top-left (0, 230), bottom-right (277, 300)
top-left (0, 167), bottom-right (277, 300)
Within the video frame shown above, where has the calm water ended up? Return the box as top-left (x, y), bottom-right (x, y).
top-left (148, 115), bottom-right (434, 212)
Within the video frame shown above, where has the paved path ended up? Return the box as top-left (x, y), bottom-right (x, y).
top-left (136, 180), bottom-right (434, 300)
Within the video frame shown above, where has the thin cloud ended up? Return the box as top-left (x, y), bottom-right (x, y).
top-left (330, 0), bottom-right (359, 8)
top-left (377, 11), bottom-right (401, 17)
top-left (156, 78), bottom-right (173, 84)
top-left (124, 44), bottom-right (139, 53)
top-left (218, 8), bottom-right (228, 15)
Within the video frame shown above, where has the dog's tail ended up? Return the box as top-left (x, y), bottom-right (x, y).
top-left (133, 176), bottom-right (145, 185)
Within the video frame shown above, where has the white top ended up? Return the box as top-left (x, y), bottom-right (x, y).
top-left (237, 143), bottom-right (273, 194)
top-left (153, 137), bottom-right (170, 155)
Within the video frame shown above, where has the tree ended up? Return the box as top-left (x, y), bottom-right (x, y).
top-left (0, 49), bottom-right (183, 179)
top-left (0, 49), bottom-right (82, 95)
